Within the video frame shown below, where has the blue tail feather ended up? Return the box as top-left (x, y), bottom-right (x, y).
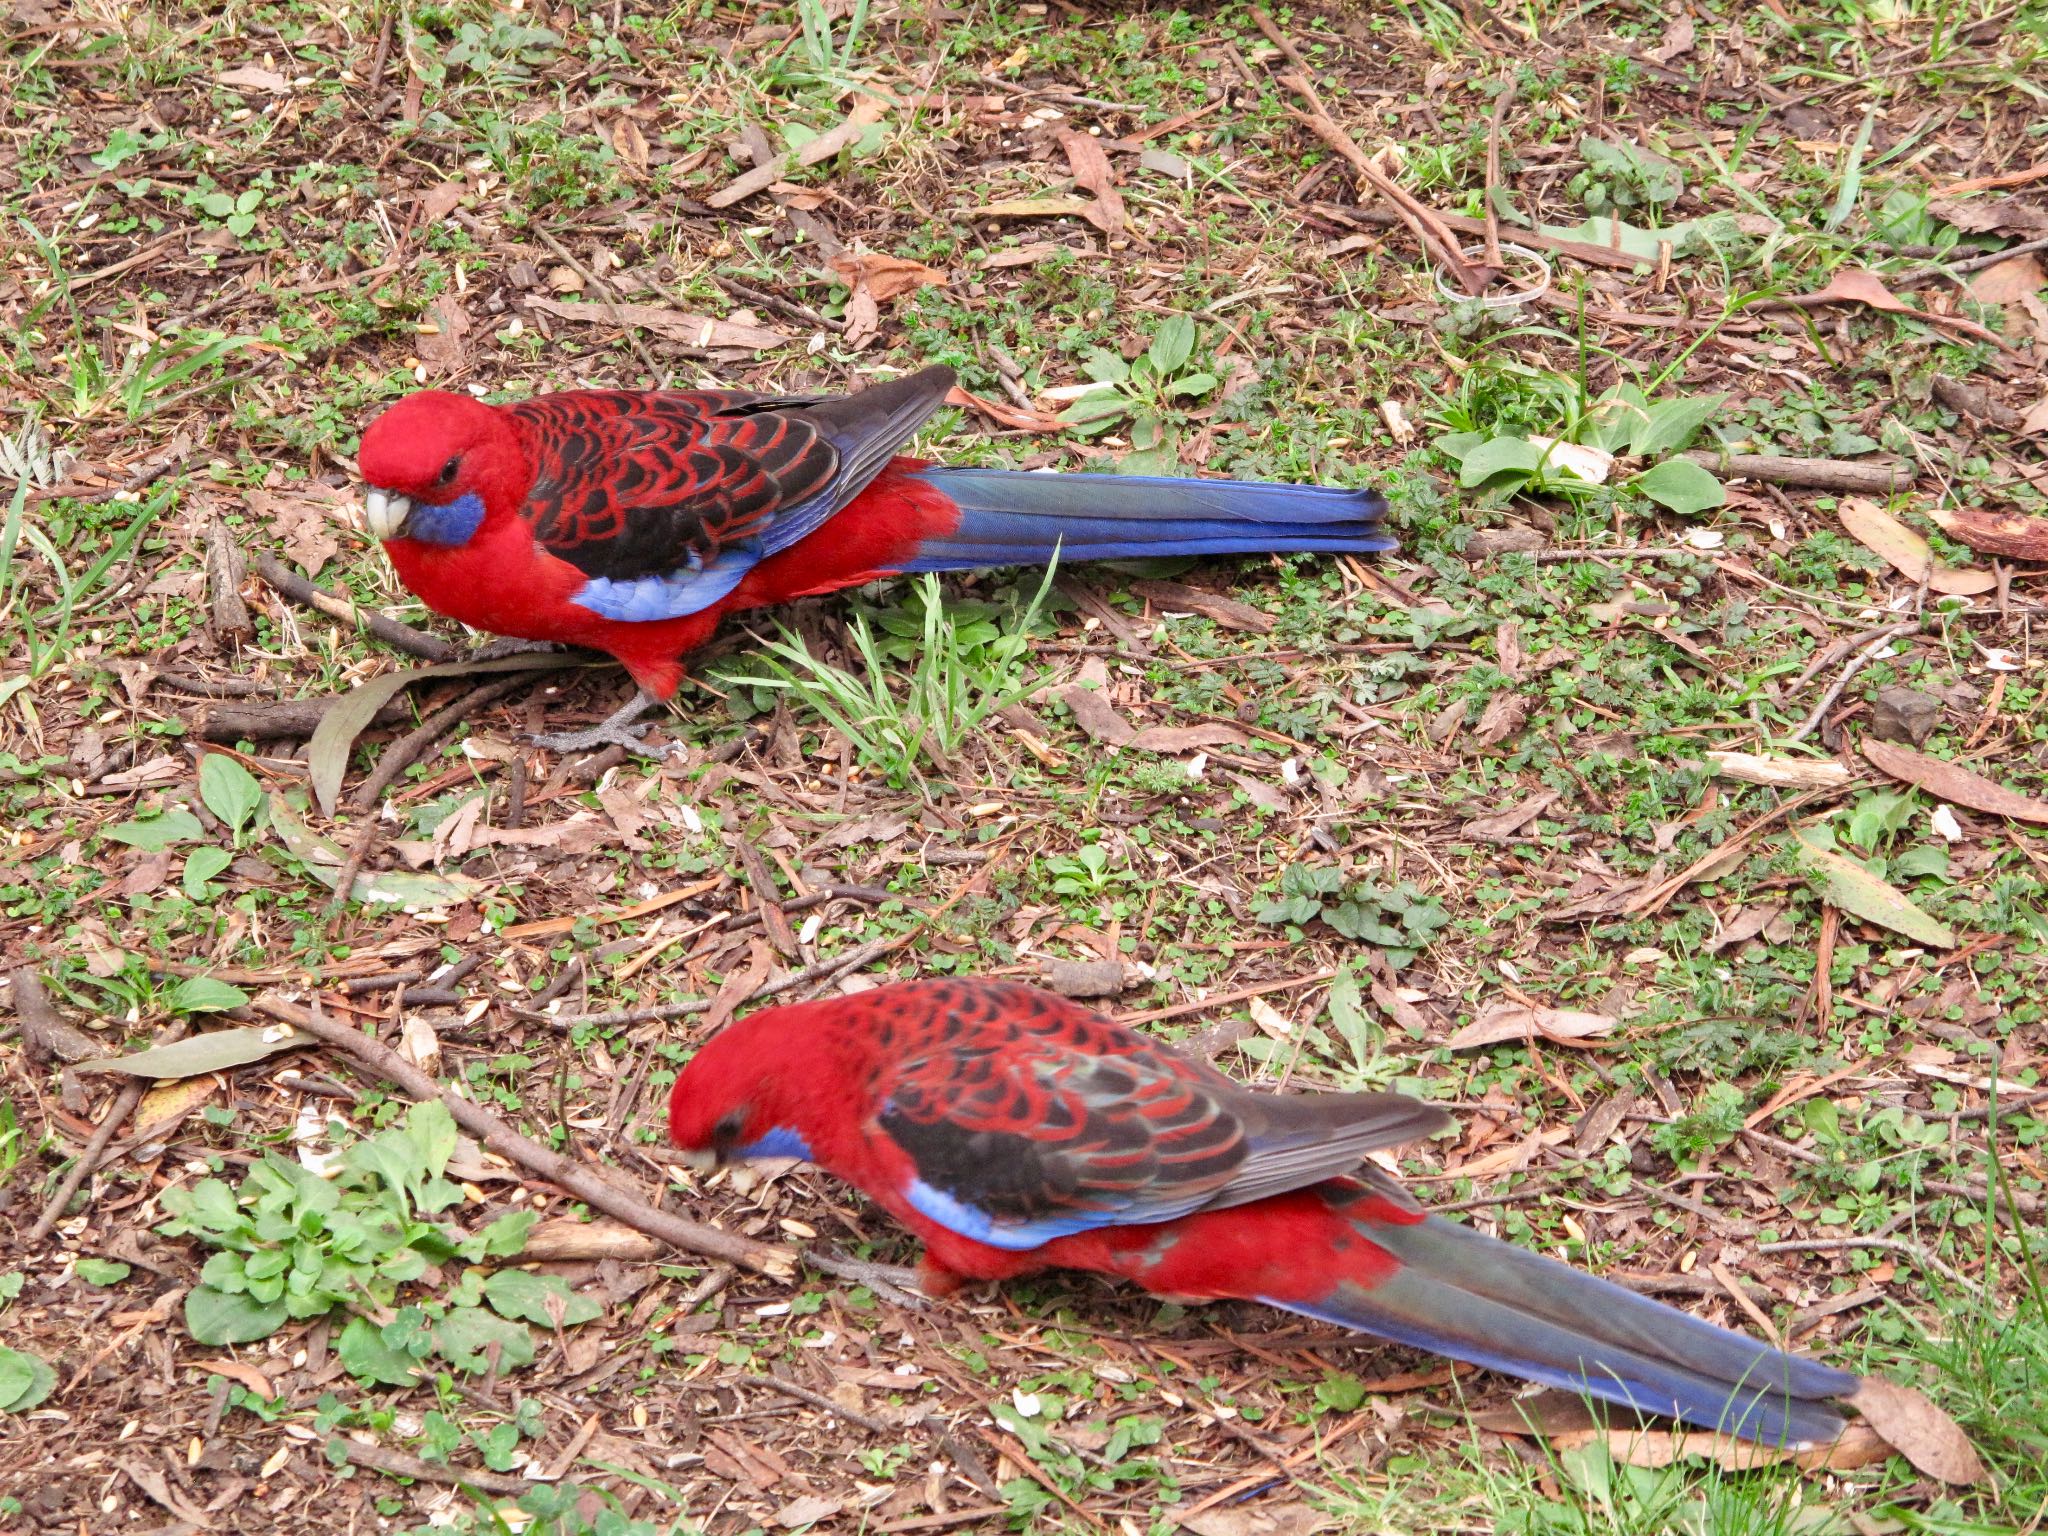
top-left (895, 466), bottom-right (1393, 571)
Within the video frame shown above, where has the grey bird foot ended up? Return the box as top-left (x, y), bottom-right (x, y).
top-left (471, 638), bottom-right (567, 661)
top-left (807, 1251), bottom-right (928, 1309)
top-left (529, 688), bottom-right (673, 757)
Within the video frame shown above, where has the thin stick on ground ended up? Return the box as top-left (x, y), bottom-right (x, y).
top-left (252, 549), bottom-right (458, 662)
top-left (532, 225), bottom-right (668, 387)
top-left (1786, 620), bottom-right (1921, 744)
top-left (351, 673), bottom-right (536, 810)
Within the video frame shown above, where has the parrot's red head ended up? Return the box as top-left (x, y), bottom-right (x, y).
top-left (358, 391), bottom-right (526, 547)
top-left (668, 996), bottom-right (879, 1172)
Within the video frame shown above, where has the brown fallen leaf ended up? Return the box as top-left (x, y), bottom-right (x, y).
top-left (1965, 252), bottom-right (2047, 307)
top-left (1471, 691), bottom-right (1529, 749)
top-left (523, 296), bottom-right (788, 351)
top-left (1848, 1377), bottom-right (1984, 1485)
top-left (1924, 502), bottom-right (2048, 560)
top-left (1862, 737), bottom-right (2048, 825)
top-left (1129, 579), bottom-right (1275, 633)
top-left (1930, 195), bottom-right (2048, 238)
top-left (1176, 1504), bottom-right (1325, 1536)
top-left (415, 179), bottom-right (468, 222)
top-left (976, 195), bottom-right (1099, 220)
top-left (1057, 127), bottom-right (1126, 236)
top-left (829, 250), bottom-right (948, 304)
top-left (1790, 268), bottom-right (2011, 351)
top-left (416, 294), bottom-right (472, 379)
top-left (218, 64), bottom-right (289, 93)
top-left (1125, 722), bottom-right (1250, 753)
top-left (705, 97), bottom-right (889, 210)
top-left (1643, 11), bottom-right (1696, 62)
top-left (1837, 496), bottom-right (1995, 595)
top-left (1059, 681), bottom-right (1136, 746)
top-left (248, 486), bottom-right (349, 579)
top-left (610, 116), bottom-right (650, 178)
top-left (1445, 1002), bottom-right (1617, 1050)
top-left (1462, 788), bottom-right (1559, 841)
top-left (979, 241), bottom-right (1067, 270)
top-left (944, 383), bottom-right (1067, 433)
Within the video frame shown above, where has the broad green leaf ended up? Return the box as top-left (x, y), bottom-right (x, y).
top-left (75, 1258), bottom-right (131, 1285)
top-left (106, 808), bottom-right (204, 850)
top-left (482, 1269), bottom-right (602, 1327)
top-left (182, 845), bottom-right (232, 898)
top-left (1163, 371), bottom-right (1217, 399)
top-left (185, 1284), bottom-right (289, 1345)
top-left (432, 1304), bottom-right (536, 1373)
top-left (82, 1023), bottom-right (311, 1079)
top-left (337, 1316), bottom-right (426, 1387)
top-left (0, 1347), bottom-right (54, 1412)
top-left (478, 1210), bottom-right (537, 1259)
top-left (167, 976), bottom-right (253, 1016)
top-left (1630, 393), bottom-right (1726, 459)
top-left (1080, 347), bottom-right (1130, 385)
top-left (200, 754), bottom-right (265, 835)
top-left (1793, 827), bottom-right (1956, 948)
top-left (1631, 457), bottom-right (1725, 515)
top-left (306, 651), bottom-right (578, 817)
top-left (1456, 436), bottom-right (1549, 488)
top-left (1147, 313), bottom-right (1196, 376)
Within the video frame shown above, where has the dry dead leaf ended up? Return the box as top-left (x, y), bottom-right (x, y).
top-left (1965, 252), bottom-right (2046, 306)
top-left (248, 485), bottom-right (349, 578)
top-left (1925, 502), bottom-right (2048, 559)
top-left (1706, 750), bottom-right (1855, 788)
top-left (416, 295), bottom-right (472, 379)
top-left (218, 64), bottom-right (289, 93)
top-left (416, 180), bottom-right (468, 221)
top-left (1446, 1002), bottom-right (1618, 1049)
top-left (1059, 676), bottom-right (1136, 746)
top-left (1471, 692), bottom-right (1529, 749)
top-left (1861, 738), bottom-right (2048, 825)
top-left (1177, 1504), bottom-right (1326, 1536)
top-left (1644, 12), bottom-right (1696, 62)
top-left (1837, 497), bottom-right (1995, 595)
top-left (771, 1496), bottom-right (844, 1529)
top-left (521, 1217), bottom-right (663, 1262)
top-left (1463, 788), bottom-right (1559, 842)
top-left (1848, 1378), bottom-right (1984, 1485)
top-left (1129, 579), bottom-right (1275, 633)
top-left (1057, 127), bottom-right (1126, 236)
top-left (189, 1357), bottom-right (276, 1399)
top-left (976, 195), bottom-right (1099, 220)
top-left (1930, 196), bottom-right (2048, 238)
top-left (980, 240), bottom-right (1067, 270)
top-left (830, 251), bottom-right (948, 303)
top-left (944, 383), bottom-right (1067, 433)
top-left (523, 297), bottom-right (788, 351)
top-left (1126, 722), bottom-right (1251, 753)
top-left (610, 116), bottom-right (650, 177)
top-left (705, 96), bottom-right (889, 210)
top-left (1793, 268), bottom-right (2011, 350)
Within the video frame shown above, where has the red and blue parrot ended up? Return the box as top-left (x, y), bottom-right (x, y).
top-left (669, 978), bottom-right (1858, 1447)
top-left (355, 365), bottom-right (1390, 750)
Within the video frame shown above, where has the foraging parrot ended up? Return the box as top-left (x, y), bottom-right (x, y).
top-left (668, 977), bottom-right (1857, 1447)
top-left (355, 365), bottom-right (1390, 751)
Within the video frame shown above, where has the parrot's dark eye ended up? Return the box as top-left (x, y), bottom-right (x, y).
top-left (437, 455), bottom-right (460, 486)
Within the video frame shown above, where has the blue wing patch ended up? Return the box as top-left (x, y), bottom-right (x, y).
top-left (569, 545), bottom-right (758, 622)
top-left (902, 1178), bottom-right (1194, 1251)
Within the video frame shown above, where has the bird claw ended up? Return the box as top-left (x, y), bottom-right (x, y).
top-left (806, 1251), bottom-right (929, 1309)
top-left (528, 721), bottom-right (675, 758)
top-left (470, 638), bottom-right (566, 661)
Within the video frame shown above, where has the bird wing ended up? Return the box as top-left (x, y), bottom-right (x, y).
top-left (875, 1028), bottom-right (1448, 1251)
top-left (510, 366), bottom-right (954, 622)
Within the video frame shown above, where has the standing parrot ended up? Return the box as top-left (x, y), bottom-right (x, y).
top-left (668, 978), bottom-right (1857, 1447)
top-left (355, 365), bottom-right (1390, 751)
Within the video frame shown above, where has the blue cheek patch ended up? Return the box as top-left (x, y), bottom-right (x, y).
top-left (736, 1125), bottom-right (814, 1163)
top-left (409, 492), bottom-right (486, 546)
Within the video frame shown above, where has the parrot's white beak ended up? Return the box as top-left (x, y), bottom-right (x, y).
top-left (363, 488), bottom-right (413, 541)
top-left (673, 1148), bottom-right (716, 1174)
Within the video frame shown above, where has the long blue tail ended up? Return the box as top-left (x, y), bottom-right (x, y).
top-left (1275, 1206), bottom-right (1857, 1448)
top-left (895, 466), bottom-right (1393, 570)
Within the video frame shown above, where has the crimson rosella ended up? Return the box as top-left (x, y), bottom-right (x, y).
top-left (669, 978), bottom-right (1857, 1447)
top-left (356, 365), bottom-right (1390, 750)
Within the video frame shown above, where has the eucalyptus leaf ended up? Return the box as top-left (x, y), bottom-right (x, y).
top-left (1793, 827), bottom-right (1956, 948)
top-left (79, 1024), bottom-right (312, 1079)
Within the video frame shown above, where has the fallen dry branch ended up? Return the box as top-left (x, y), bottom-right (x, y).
top-left (252, 549), bottom-right (458, 662)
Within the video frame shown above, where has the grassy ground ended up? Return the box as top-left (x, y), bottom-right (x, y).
top-left (3, 0), bottom-right (2047, 1532)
